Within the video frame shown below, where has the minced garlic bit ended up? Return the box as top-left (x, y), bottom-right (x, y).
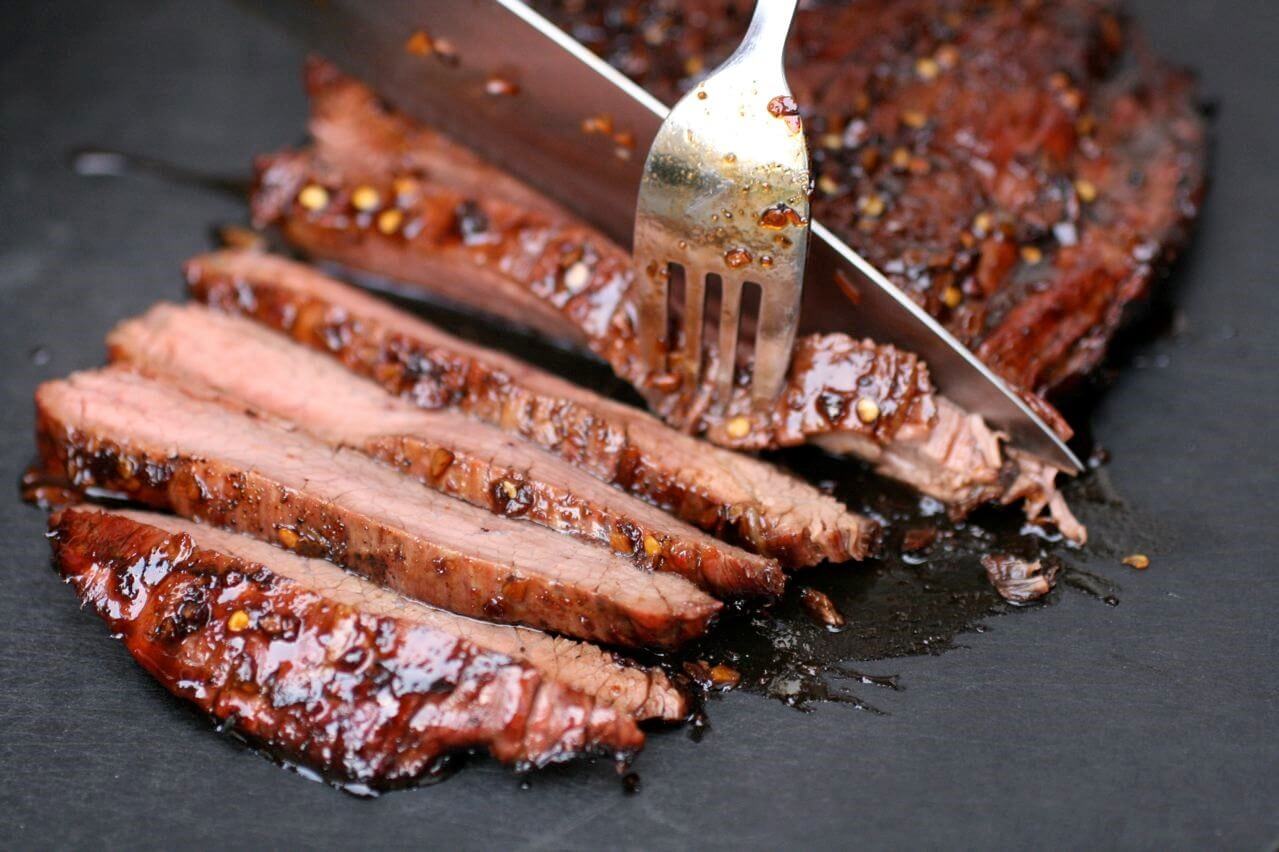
top-left (643, 535), bottom-right (662, 557)
top-left (499, 479), bottom-right (519, 499)
top-left (855, 397), bottom-right (880, 424)
top-left (818, 174), bottom-right (841, 195)
top-left (819, 133), bottom-right (843, 150)
top-left (351, 185), bottom-right (382, 212)
top-left (972, 211), bottom-right (994, 236)
top-left (376, 208), bottom-right (404, 235)
top-left (1122, 554), bottom-right (1150, 570)
top-left (277, 527), bottom-right (299, 549)
top-left (1020, 245), bottom-right (1044, 264)
top-left (941, 285), bottom-right (963, 309)
top-left (1074, 178), bottom-right (1098, 203)
top-left (891, 147), bottom-right (912, 170)
top-left (610, 531), bottom-right (634, 554)
top-left (563, 261), bottom-right (591, 293)
top-left (227, 610), bottom-right (250, 633)
top-left (725, 416), bottom-right (751, 439)
top-left (915, 57), bottom-right (940, 81)
top-left (297, 184), bottom-right (329, 211)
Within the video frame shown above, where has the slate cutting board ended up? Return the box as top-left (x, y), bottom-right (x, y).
top-left (1, 0), bottom-right (1276, 848)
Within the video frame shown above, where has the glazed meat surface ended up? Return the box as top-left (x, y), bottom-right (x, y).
top-left (186, 249), bottom-right (879, 565)
top-left (103, 508), bottom-right (686, 720)
top-left (108, 303), bottom-right (785, 599)
top-left (36, 369), bottom-right (721, 649)
top-left (537, 0), bottom-right (1207, 398)
top-left (49, 506), bottom-right (646, 786)
top-left (248, 62), bottom-right (1085, 539)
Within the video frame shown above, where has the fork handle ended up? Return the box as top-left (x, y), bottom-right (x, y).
top-left (729, 0), bottom-right (801, 70)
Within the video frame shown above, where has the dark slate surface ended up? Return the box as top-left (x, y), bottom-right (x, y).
top-left (1, 1), bottom-right (1275, 848)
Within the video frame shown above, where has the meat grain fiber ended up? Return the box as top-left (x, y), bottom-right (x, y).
top-left (107, 303), bottom-right (785, 599)
top-left (36, 368), bottom-right (721, 649)
top-left (49, 506), bottom-right (646, 785)
top-left (185, 249), bottom-right (879, 566)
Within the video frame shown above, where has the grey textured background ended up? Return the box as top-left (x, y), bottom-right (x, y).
top-left (1, 1), bottom-right (1276, 849)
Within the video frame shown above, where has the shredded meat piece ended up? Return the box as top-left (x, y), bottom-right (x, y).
top-left (981, 554), bottom-right (1063, 604)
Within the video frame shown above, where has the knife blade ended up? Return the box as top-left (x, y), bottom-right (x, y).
top-left (247, 0), bottom-right (1082, 472)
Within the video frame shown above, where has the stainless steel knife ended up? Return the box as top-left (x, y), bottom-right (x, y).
top-left (247, 0), bottom-right (1082, 472)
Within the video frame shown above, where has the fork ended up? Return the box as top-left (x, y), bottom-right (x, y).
top-left (633, 0), bottom-right (809, 404)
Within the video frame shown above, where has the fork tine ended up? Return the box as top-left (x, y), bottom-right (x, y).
top-left (751, 283), bottom-right (801, 402)
top-left (680, 267), bottom-right (707, 386)
top-left (715, 276), bottom-right (743, 400)
top-left (637, 259), bottom-right (670, 375)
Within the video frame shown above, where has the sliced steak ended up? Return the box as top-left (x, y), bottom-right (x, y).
top-left (246, 61), bottom-right (1084, 540)
top-left (107, 303), bottom-right (784, 599)
top-left (186, 249), bottom-right (879, 565)
top-left (36, 369), bottom-right (720, 649)
top-left (103, 508), bottom-right (685, 721)
top-left (49, 505), bottom-right (644, 785)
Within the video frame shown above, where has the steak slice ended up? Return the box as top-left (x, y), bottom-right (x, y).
top-left (245, 61), bottom-right (1083, 540)
top-left (49, 505), bottom-right (645, 785)
top-left (36, 369), bottom-right (721, 649)
top-left (107, 303), bottom-right (784, 600)
top-left (186, 250), bottom-right (879, 566)
top-left (98, 508), bottom-right (685, 721)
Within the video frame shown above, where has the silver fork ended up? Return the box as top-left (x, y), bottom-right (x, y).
top-left (633, 0), bottom-right (809, 404)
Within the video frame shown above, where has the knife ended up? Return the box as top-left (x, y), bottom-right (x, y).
top-left (246, 0), bottom-right (1082, 472)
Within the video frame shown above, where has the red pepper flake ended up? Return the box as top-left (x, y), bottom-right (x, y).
top-left (766, 95), bottom-right (803, 133)
top-left (581, 113), bottom-right (613, 135)
top-left (709, 664), bottom-right (741, 689)
top-left (404, 30), bottom-right (433, 56)
top-left (758, 202), bottom-right (805, 229)
top-left (901, 526), bottom-right (938, 553)
top-left (901, 109), bottom-right (928, 129)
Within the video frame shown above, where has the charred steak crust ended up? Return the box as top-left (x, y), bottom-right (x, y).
top-left (107, 303), bottom-right (786, 600)
top-left (36, 370), bottom-right (721, 650)
top-left (49, 506), bottom-right (645, 784)
top-left (185, 250), bottom-right (879, 567)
